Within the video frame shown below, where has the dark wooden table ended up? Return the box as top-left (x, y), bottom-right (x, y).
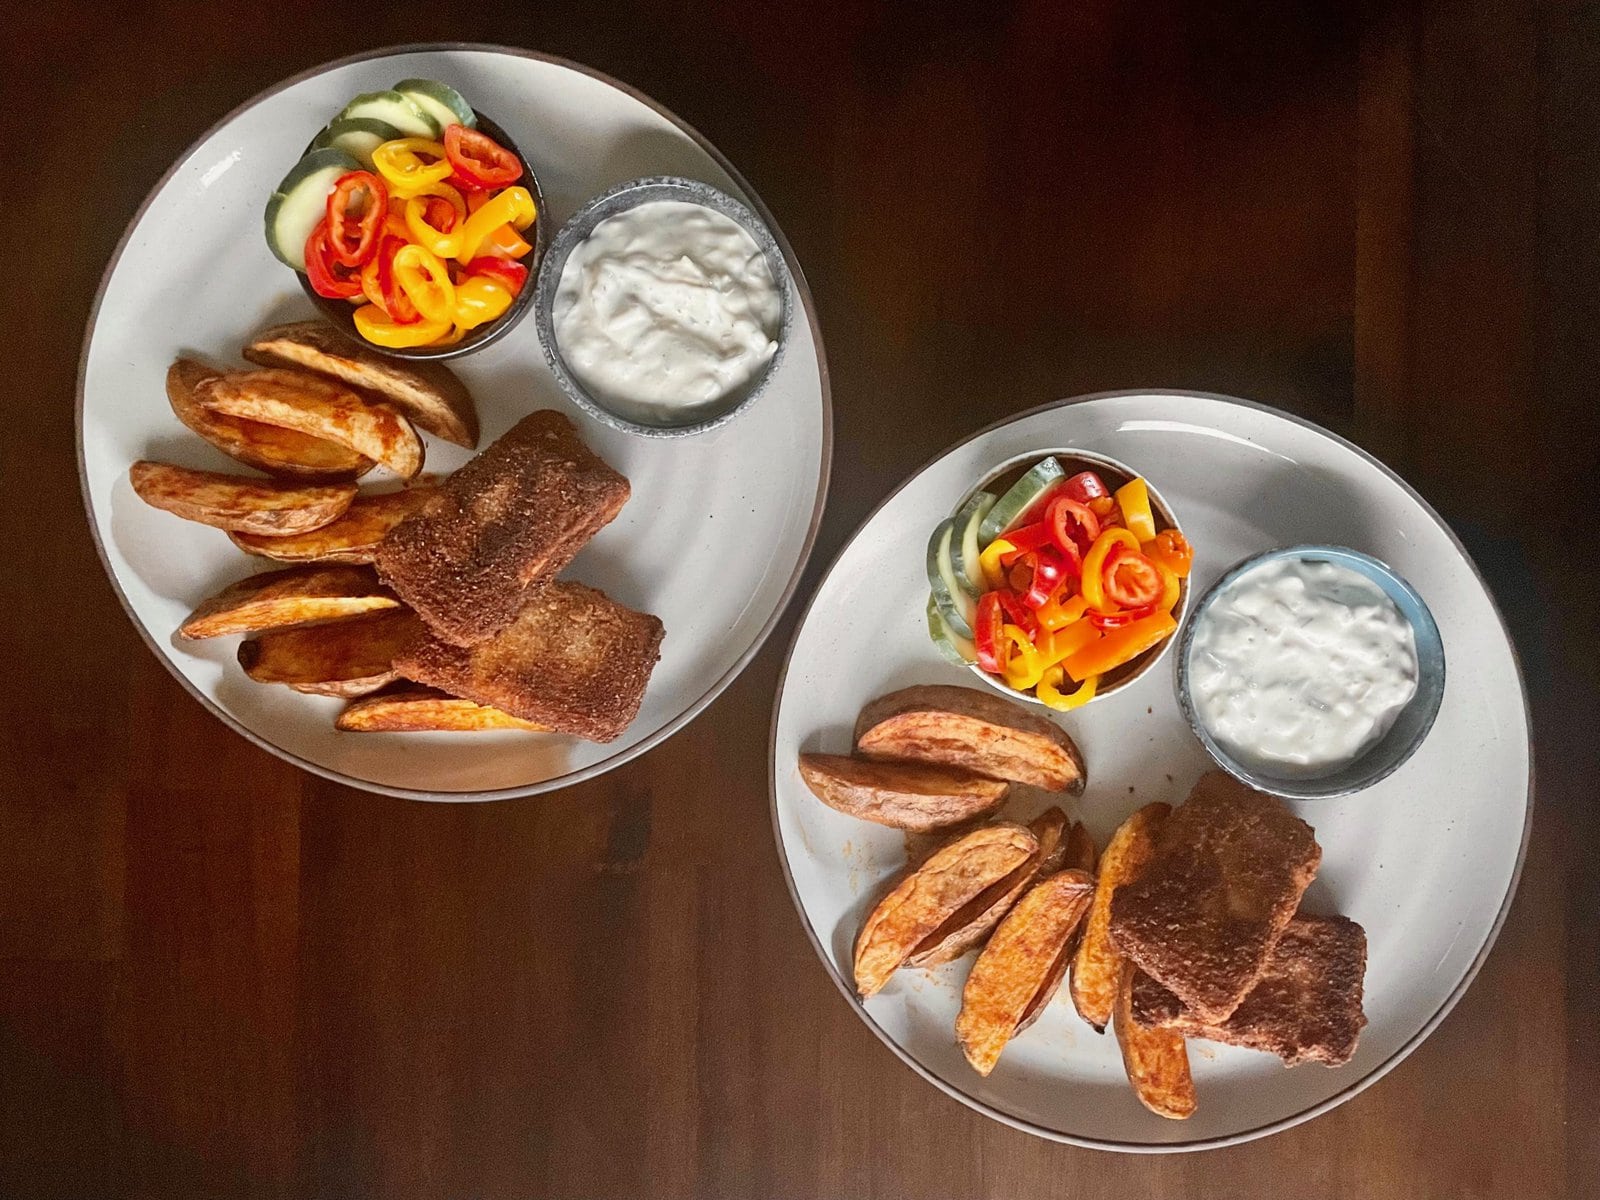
top-left (4, 3), bottom-right (1596, 1197)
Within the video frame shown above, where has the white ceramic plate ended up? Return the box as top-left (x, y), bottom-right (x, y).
top-left (769, 392), bottom-right (1530, 1151)
top-left (78, 45), bottom-right (830, 799)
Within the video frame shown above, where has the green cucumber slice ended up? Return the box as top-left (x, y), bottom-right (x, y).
top-left (340, 91), bottom-right (439, 139)
top-left (951, 491), bottom-right (996, 596)
top-left (263, 147), bottom-right (362, 270)
top-left (927, 519), bottom-right (977, 640)
top-left (310, 117), bottom-right (403, 170)
top-left (393, 78), bottom-right (476, 130)
top-left (927, 595), bottom-right (977, 666)
top-left (979, 457), bottom-right (1066, 544)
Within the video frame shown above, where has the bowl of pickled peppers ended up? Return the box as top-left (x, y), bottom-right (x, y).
top-left (925, 451), bottom-right (1194, 710)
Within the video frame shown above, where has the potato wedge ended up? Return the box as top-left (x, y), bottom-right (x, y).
top-left (1031, 807), bottom-right (1071, 875)
top-left (1114, 962), bottom-right (1196, 1119)
top-left (199, 369), bottom-right (423, 479)
top-left (854, 684), bottom-right (1087, 793)
top-left (129, 461), bottom-right (356, 535)
top-left (179, 565), bottom-right (397, 639)
top-left (854, 823), bottom-right (1037, 998)
top-left (238, 609), bottom-right (419, 696)
top-left (1064, 820), bottom-right (1097, 873)
top-left (336, 686), bottom-right (544, 732)
top-left (798, 753), bottom-right (1009, 832)
top-left (956, 869), bottom-right (1095, 1075)
top-left (229, 482), bottom-right (438, 564)
top-left (166, 357), bottom-right (372, 478)
top-left (244, 320), bottom-right (479, 448)
top-left (1071, 802), bottom-right (1170, 1032)
top-left (904, 806), bottom-right (1064, 968)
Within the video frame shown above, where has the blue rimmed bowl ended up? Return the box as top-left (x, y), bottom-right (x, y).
top-left (1175, 544), bottom-right (1446, 800)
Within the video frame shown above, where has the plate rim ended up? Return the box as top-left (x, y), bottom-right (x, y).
top-left (76, 42), bottom-right (834, 802)
top-left (766, 389), bottom-right (1534, 1153)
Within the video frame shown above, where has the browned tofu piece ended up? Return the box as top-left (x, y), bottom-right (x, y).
top-left (376, 411), bottom-right (629, 645)
top-left (1130, 913), bottom-right (1368, 1066)
top-left (395, 581), bottom-right (663, 742)
top-left (1109, 771), bottom-right (1320, 1024)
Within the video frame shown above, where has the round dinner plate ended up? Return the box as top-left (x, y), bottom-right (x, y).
top-left (769, 392), bottom-right (1530, 1151)
top-left (78, 45), bottom-right (830, 799)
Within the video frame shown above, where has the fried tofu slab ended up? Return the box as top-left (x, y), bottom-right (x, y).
top-left (1109, 772), bottom-right (1320, 1024)
top-left (395, 581), bottom-right (663, 742)
top-left (376, 411), bottom-right (629, 646)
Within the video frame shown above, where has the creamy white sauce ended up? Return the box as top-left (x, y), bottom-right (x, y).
top-left (553, 200), bottom-right (781, 424)
top-left (1188, 558), bottom-right (1419, 777)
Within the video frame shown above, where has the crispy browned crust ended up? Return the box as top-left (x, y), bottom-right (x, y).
top-left (394, 581), bottom-right (663, 742)
top-left (853, 685), bottom-right (1087, 793)
top-left (1109, 772), bottom-right (1320, 1024)
top-left (797, 754), bottom-right (1009, 832)
top-left (179, 564), bottom-right (396, 638)
top-left (244, 320), bottom-right (479, 448)
top-left (376, 411), bottom-right (630, 646)
top-left (1130, 913), bottom-right (1368, 1066)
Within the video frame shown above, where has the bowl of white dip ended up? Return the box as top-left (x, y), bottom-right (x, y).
top-left (534, 176), bottom-right (792, 437)
top-left (1176, 545), bottom-right (1445, 799)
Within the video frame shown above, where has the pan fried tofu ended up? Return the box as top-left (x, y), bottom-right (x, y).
top-left (394, 581), bottom-right (663, 742)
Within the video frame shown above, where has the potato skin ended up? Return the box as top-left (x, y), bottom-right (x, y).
top-left (798, 753), bottom-right (1009, 832)
top-left (337, 687), bottom-right (543, 732)
top-left (1114, 962), bottom-right (1196, 1120)
top-left (1070, 802), bottom-right (1170, 1032)
top-left (129, 461), bottom-right (356, 535)
top-left (238, 609), bottom-right (420, 694)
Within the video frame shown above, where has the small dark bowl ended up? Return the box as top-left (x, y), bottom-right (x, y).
top-left (297, 112), bottom-right (546, 362)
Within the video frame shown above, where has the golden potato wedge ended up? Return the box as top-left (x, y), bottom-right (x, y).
top-left (854, 684), bottom-right (1087, 793)
top-left (1114, 962), bottom-right (1196, 1119)
top-left (1071, 802), bottom-right (1170, 1033)
top-left (956, 870), bottom-right (1095, 1075)
top-left (1031, 807), bottom-right (1071, 875)
top-left (199, 369), bottom-right (423, 479)
top-left (1063, 820), bottom-right (1097, 873)
top-left (238, 609), bottom-right (420, 696)
top-left (854, 823), bottom-right (1037, 998)
top-left (229, 482), bottom-right (438, 564)
top-left (798, 753), bottom-right (1009, 832)
top-left (244, 321), bottom-right (479, 448)
top-left (129, 461), bottom-right (356, 535)
top-left (166, 358), bottom-right (372, 479)
top-left (336, 686), bottom-right (544, 732)
top-left (179, 565), bottom-right (397, 639)
top-left (904, 806), bottom-right (1064, 968)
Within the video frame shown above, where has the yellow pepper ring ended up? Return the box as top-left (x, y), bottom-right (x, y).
top-left (352, 305), bottom-right (452, 348)
top-left (391, 244), bottom-right (457, 325)
top-left (404, 195), bottom-right (464, 259)
top-left (1000, 624), bottom-right (1046, 691)
top-left (371, 137), bottom-right (453, 196)
top-left (1080, 527), bottom-right (1141, 611)
top-left (978, 537), bottom-right (1016, 593)
top-left (454, 186), bottom-right (538, 263)
top-left (452, 275), bottom-right (515, 331)
top-left (1038, 666), bottom-right (1098, 711)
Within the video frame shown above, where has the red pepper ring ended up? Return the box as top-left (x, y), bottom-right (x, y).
top-left (974, 593), bottom-right (1005, 674)
top-left (1022, 547), bottom-right (1068, 610)
top-left (1089, 603), bottom-right (1159, 630)
top-left (996, 589), bottom-right (1040, 636)
top-left (1047, 494), bottom-right (1101, 555)
top-left (374, 236), bottom-right (420, 324)
top-left (326, 171), bottom-right (389, 268)
top-left (423, 196), bottom-right (460, 233)
top-left (997, 521), bottom-right (1055, 566)
top-left (443, 123), bottom-right (523, 189)
top-left (304, 220), bottom-right (364, 298)
top-left (1061, 470), bottom-right (1111, 503)
top-left (1102, 543), bottom-right (1164, 610)
top-left (465, 255), bottom-right (529, 294)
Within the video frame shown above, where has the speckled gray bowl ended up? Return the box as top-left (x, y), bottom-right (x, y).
top-left (533, 175), bottom-right (794, 438)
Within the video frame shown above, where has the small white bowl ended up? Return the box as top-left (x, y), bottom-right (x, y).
top-left (946, 447), bottom-right (1190, 708)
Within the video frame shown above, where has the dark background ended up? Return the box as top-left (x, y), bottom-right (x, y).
top-left (3, 1), bottom-right (1596, 1196)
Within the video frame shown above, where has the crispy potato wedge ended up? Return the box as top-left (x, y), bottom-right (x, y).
top-left (904, 806), bottom-right (1064, 968)
top-left (229, 482), bottom-right (438, 564)
top-left (244, 321), bottom-right (479, 448)
top-left (336, 686), bottom-right (544, 732)
top-left (238, 609), bottom-right (419, 696)
top-left (199, 369), bottom-right (424, 479)
top-left (1114, 962), bottom-right (1196, 1119)
top-left (854, 684), bottom-right (1087, 793)
top-left (166, 358), bottom-right (372, 479)
top-left (179, 565), bottom-right (397, 639)
top-left (1071, 802), bottom-right (1171, 1033)
top-left (853, 823), bottom-right (1038, 998)
top-left (1031, 807), bottom-right (1071, 875)
top-left (1064, 820), bottom-right (1097, 873)
top-left (798, 753), bottom-right (1009, 832)
top-left (129, 460), bottom-right (356, 535)
top-left (956, 870), bottom-right (1095, 1075)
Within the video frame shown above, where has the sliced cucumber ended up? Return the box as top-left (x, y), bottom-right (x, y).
top-left (979, 457), bottom-right (1066, 544)
top-left (340, 91), bottom-right (439, 139)
top-left (927, 519), bottom-right (977, 640)
top-left (928, 595), bottom-right (978, 666)
top-left (310, 117), bottom-right (403, 170)
top-left (263, 147), bottom-right (362, 270)
top-left (393, 78), bottom-right (476, 131)
top-left (951, 491), bottom-right (996, 596)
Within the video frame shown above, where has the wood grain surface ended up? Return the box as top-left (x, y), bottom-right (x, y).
top-left (4, 2), bottom-right (1596, 1197)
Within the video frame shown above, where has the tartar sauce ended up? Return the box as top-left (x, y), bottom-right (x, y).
top-left (1188, 558), bottom-right (1418, 777)
top-left (553, 200), bottom-right (781, 424)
